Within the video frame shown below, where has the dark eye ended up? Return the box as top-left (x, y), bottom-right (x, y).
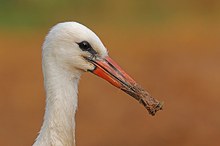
top-left (77, 41), bottom-right (91, 51)
top-left (77, 41), bottom-right (98, 55)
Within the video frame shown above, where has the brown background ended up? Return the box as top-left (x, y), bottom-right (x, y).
top-left (0, 0), bottom-right (220, 146)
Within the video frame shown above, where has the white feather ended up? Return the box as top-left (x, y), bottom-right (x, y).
top-left (33, 22), bottom-right (108, 146)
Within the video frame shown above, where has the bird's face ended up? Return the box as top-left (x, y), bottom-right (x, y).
top-left (43, 22), bottom-right (163, 115)
top-left (43, 22), bottom-right (107, 73)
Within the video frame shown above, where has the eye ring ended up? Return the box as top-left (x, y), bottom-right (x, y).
top-left (77, 41), bottom-right (98, 55)
top-left (77, 41), bottom-right (91, 51)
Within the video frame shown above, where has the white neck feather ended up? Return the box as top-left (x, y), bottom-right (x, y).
top-left (33, 56), bottom-right (81, 146)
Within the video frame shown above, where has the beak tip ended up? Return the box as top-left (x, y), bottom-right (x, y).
top-left (158, 101), bottom-right (164, 110)
top-left (148, 101), bottom-right (164, 116)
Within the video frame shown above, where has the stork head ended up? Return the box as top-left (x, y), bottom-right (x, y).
top-left (43, 22), bottom-right (163, 115)
top-left (43, 22), bottom-right (108, 73)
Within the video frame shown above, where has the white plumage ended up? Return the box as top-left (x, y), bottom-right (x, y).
top-left (34, 22), bottom-right (108, 146)
top-left (33, 21), bottom-right (163, 146)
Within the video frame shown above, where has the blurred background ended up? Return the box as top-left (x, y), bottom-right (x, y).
top-left (0, 0), bottom-right (220, 146)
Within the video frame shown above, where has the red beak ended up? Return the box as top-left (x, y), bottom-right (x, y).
top-left (88, 56), bottom-right (163, 115)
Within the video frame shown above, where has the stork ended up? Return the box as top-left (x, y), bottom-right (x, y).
top-left (33, 22), bottom-right (163, 146)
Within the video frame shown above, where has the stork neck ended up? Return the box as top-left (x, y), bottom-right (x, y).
top-left (34, 62), bottom-right (80, 146)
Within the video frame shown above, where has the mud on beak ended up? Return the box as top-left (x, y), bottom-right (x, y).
top-left (87, 56), bottom-right (163, 116)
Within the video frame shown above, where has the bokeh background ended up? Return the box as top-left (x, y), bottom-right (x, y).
top-left (0, 0), bottom-right (220, 146)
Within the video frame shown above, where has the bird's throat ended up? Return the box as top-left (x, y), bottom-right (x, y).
top-left (33, 62), bottom-right (80, 146)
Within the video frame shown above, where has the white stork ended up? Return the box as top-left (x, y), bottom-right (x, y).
top-left (33, 22), bottom-right (163, 146)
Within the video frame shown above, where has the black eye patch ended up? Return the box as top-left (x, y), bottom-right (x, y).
top-left (77, 41), bottom-right (97, 55)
